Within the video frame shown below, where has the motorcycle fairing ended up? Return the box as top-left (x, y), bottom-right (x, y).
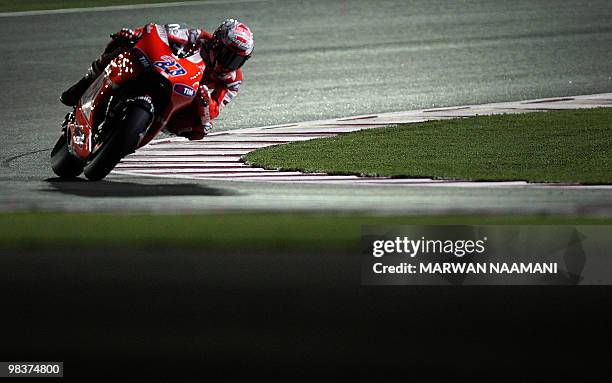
top-left (67, 23), bottom-right (205, 160)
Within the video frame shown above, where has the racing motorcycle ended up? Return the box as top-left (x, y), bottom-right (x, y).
top-left (50, 23), bottom-right (204, 181)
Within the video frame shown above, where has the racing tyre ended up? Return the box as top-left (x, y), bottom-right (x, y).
top-left (83, 104), bottom-right (151, 181)
top-left (50, 133), bottom-right (85, 178)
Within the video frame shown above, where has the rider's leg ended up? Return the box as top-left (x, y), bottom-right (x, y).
top-left (163, 104), bottom-right (212, 141)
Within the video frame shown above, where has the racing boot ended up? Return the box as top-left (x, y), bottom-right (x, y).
top-left (60, 53), bottom-right (113, 107)
top-left (60, 68), bottom-right (96, 107)
top-left (61, 38), bottom-right (135, 107)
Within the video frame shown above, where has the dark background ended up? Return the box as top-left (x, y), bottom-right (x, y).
top-left (1, 245), bottom-right (609, 379)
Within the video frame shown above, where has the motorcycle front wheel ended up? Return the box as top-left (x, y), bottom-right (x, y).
top-left (83, 104), bottom-right (151, 181)
top-left (50, 133), bottom-right (85, 178)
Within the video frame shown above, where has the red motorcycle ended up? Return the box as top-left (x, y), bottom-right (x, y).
top-left (51, 23), bottom-right (204, 181)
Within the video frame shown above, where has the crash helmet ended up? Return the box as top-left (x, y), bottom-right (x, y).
top-left (212, 19), bottom-right (254, 71)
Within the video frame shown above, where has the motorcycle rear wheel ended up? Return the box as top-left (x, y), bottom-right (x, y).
top-left (50, 133), bottom-right (85, 178)
top-left (83, 104), bottom-right (151, 181)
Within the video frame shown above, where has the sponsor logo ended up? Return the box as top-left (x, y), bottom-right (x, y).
top-left (69, 123), bottom-right (86, 148)
top-left (132, 48), bottom-right (150, 68)
top-left (173, 84), bottom-right (196, 97)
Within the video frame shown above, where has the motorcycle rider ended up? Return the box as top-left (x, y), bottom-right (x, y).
top-left (60, 19), bottom-right (254, 140)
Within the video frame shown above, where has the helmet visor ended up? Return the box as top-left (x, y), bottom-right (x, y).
top-left (217, 44), bottom-right (249, 70)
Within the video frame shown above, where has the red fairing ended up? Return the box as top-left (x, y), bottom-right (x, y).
top-left (69, 50), bottom-right (145, 158)
top-left (68, 23), bottom-right (205, 158)
top-left (132, 24), bottom-right (204, 146)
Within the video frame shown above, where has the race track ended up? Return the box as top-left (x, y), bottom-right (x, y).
top-left (1, 0), bottom-right (612, 214)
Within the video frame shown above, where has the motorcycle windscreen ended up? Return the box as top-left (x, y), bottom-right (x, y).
top-left (79, 73), bottom-right (107, 122)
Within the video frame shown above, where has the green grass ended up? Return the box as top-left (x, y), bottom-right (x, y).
top-left (245, 108), bottom-right (612, 184)
top-left (1, 213), bottom-right (610, 249)
top-left (0, 0), bottom-right (196, 12)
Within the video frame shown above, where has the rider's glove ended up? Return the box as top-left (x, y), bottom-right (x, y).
top-left (197, 84), bottom-right (211, 107)
top-left (184, 84), bottom-right (212, 140)
top-left (111, 28), bottom-right (140, 42)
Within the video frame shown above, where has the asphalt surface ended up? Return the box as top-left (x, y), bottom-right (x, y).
top-left (0, 0), bottom-right (611, 213)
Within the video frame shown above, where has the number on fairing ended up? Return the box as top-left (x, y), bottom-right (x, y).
top-left (153, 55), bottom-right (186, 77)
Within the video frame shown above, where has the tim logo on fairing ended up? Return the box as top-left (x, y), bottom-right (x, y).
top-left (173, 84), bottom-right (196, 97)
